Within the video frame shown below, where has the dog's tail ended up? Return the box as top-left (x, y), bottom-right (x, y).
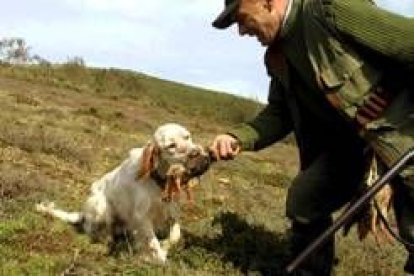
top-left (35, 201), bottom-right (84, 225)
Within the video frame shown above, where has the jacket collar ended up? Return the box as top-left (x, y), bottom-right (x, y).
top-left (280, 0), bottom-right (301, 39)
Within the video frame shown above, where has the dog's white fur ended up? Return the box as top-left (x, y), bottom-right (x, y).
top-left (36, 123), bottom-right (208, 263)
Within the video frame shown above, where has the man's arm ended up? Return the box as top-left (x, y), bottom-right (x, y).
top-left (326, 0), bottom-right (414, 64)
top-left (228, 78), bottom-right (293, 151)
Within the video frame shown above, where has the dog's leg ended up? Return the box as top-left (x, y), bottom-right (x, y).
top-left (162, 222), bottom-right (181, 252)
top-left (108, 219), bottom-right (134, 256)
top-left (148, 235), bottom-right (167, 264)
top-left (137, 218), bottom-right (167, 264)
top-left (161, 201), bottom-right (181, 251)
top-left (35, 202), bottom-right (83, 224)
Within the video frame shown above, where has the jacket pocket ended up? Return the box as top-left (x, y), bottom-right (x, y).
top-left (319, 51), bottom-right (383, 118)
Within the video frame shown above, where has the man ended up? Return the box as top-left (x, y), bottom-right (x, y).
top-left (210, 0), bottom-right (414, 275)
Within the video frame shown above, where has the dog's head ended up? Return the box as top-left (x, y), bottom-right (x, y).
top-left (138, 123), bottom-right (211, 183)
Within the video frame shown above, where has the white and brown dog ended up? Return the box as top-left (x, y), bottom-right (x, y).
top-left (35, 123), bottom-right (211, 263)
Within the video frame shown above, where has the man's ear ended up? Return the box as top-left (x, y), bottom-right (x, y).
top-left (137, 141), bottom-right (159, 179)
top-left (240, 0), bottom-right (270, 15)
top-left (264, 0), bottom-right (272, 11)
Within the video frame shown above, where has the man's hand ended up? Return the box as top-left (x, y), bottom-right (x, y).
top-left (209, 134), bottom-right (240, 160)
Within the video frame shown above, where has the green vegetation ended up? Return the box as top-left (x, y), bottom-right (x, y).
top-left (0, 63), bottom-right (405, 275)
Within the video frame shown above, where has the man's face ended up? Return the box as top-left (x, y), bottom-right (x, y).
top-left (235, 0), bottom-right (283, 46)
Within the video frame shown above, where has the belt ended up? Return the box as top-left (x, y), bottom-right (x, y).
top-left (325, 85), bottom-right (394, 129)
top-left (354, 85), bottom-right (393, 127)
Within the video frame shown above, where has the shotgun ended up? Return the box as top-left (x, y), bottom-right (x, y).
top-left (286, 148), bottom-right (414, 274)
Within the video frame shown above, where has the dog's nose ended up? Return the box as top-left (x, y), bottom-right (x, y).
top-left (188, 148), bottom-right (201, 158)
top-left (185, 153), bottom-right (211, 179)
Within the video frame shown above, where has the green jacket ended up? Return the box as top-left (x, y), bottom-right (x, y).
top-left (229, 0), bottom-right (414, 167)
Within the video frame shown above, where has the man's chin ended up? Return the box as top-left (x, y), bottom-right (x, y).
top-left (256, 36), bottom-right (271, 46)
top-left (259, 40), bottom-right (270, 46)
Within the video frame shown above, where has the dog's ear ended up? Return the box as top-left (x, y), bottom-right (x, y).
top-left (137, 141), bottom-right (159, 179)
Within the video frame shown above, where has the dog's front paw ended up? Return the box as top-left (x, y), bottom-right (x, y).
top-left (146, 236), bottom-right (168, 265)
top-left (161, 223), bottom-right (181, 251)
top-left (160, 239), bottom-right (172, 252)
top-left (154, 248), bottom-right (167, 264)
top-left (142, 248), bottom-right (167, 265)
top-left (35, 201), bottom-right (55, 213)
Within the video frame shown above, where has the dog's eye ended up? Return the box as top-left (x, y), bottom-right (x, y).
top-left (184, 135), bottom-right (190, 140)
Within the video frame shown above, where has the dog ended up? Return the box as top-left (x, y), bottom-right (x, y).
top-left (35, 123), bottom-right (211, 263)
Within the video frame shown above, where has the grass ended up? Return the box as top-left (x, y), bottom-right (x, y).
top-left (0, 63), bottom-right (407, 275)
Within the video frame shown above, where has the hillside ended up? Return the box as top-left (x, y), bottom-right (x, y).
top-left (0, 63), bottom-right (405, 275)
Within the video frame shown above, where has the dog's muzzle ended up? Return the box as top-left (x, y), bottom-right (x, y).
top-left (182, 148), bottom-right (212, 182)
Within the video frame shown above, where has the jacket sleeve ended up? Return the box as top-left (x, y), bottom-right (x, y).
top-left (228, 78), bottom-right (293, 151)
top-left (326, 0), bottom-right (414, 65)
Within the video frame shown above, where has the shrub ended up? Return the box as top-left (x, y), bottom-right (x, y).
top-left (0, 123), bottom-right (94, 167)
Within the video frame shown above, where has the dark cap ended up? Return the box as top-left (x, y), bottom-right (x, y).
top-left (212, 0), bottom-right (240, 29)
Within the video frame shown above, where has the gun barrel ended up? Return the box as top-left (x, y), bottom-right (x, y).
top-left (286, 148), bottom-right (414, 274)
